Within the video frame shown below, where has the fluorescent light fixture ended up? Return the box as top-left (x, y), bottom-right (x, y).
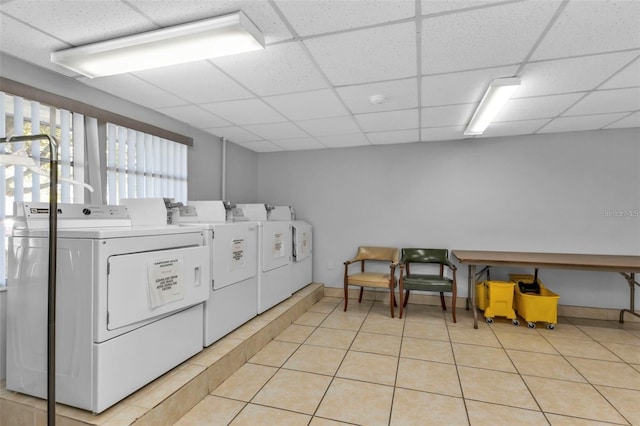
top-left (51, 11), bottom-right (264, 78)
top-left (464, 77), bottom-right (521, 136)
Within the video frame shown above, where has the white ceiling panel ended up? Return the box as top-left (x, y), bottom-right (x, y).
top-left (564, 88), bottom-right (640, 116)
top-left (516, 52), bottom-right (639, 98)
top-left (316, 133), bottom-right (370, 148)
top-left (133, 61), bottom-right (252, 104)
top-left (480, 119), bottom-right (550, 139)
top-left (366, 129), bottom-right (419, 145)
top-left (242, 122), bottom-right (307, 140)
top-left (296, 116), bottom-right (361, 137)
top-left (421, 104), bottom-right (477, 127)
top-left (604, 112), bottom-right (640, 129)
top-left (204, 126), bottom-right (262, 143)
top-left (355, 109), bottom-right (419, 132)
top-left (421, 66), bottom-right (517, 107)
top-left (421, 1), bottom-right (507, 15)
top-left (532, 0), bottom-right (640, 60)
top-left (272, 137), bottom-right (324, 151)
top-left (336, 78), bottom-right (418, 114)
top-left (421, 1), bottom-right (560, 74)
top-left (537, 113), bottom-right (629, 134)
top-left (156, 105), bottom-right (230, 128)
top-left (275, 0), bottom-right (415, 37)
top-left (420, 126), bottom-right (466, 142)
top-left (82, 74), bottom-right (186, 109)
top-left (494, 93), bottom-right (585, 122)
top-left (127, 0), bottom-right (293, 43)
top-left (304, 21), bottom-right (416, 85)
top-left (201, 99), bottom-right (286, 125)
top-left (236, 140), bottom-right (283, 152)
top-left (212, 42), bottom-right (328, 97)
top-left (263, 89), bottom-right (349, 121)
top-left (600, 56), bottom-right (640, 90)
top-left (1, 0), bottom-right (155, 46)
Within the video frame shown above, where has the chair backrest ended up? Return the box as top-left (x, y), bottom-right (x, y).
top-left (355, 246), bottom-right (399, 263)
top-left (401, 248), bottom-right (449, 265)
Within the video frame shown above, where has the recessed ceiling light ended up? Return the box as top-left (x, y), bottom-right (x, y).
top-left (369, 94), bottom-right (387, 105)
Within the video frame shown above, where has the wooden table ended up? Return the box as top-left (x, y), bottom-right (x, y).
top-left (451, 250), bottom-right (640, 329)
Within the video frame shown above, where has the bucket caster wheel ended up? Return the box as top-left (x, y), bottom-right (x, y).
top-left (547, 323), bottom-right (555, 330)
top-left (486, 317), bottom-right (494, 324)
top-left (512, 319), bottom-right (520, 326)
top-left (528, 322), bottom-right (536, 329)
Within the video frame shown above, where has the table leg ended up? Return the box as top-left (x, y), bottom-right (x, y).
top-left (619, 272), bottom-right (639, 323)
top-left (468, 265), bottom-right (478, 329)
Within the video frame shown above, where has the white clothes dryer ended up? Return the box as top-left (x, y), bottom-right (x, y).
top-left (291, 220), bottom-right (313, 293)
top-left (236, 204), bottom-right (292, 314)
top-left (182, 201), bottom-right (259, 346)
top-left (6, 202), bottom-right (209, 413)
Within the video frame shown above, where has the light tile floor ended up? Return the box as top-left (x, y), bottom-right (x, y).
top-left (175, 297), bottom-right (640, 425)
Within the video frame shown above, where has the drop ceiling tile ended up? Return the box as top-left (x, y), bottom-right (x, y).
top-left (316, 133), bottom-right (370, 148)
top-left (236, 140), bottom-right (283, 152)
top-left (0, 14), bottom-right (76, 77)
top-left (336, 78), bottom-right (418, 114)
top-left (203, 126), bottom-right (262, 143)
top-left (604, 112), bottom-right (640, 129)
top-left (304, 21), bottom-right (416, 86)
top-left (421, 104), bottom-right (478, 127)
top-left (537, 113), bottom-right (629, 134)
top-left (493, 93), bottom-right (584, 122)
top-left (420, 126), bottom-right (466, 142)
top-left (563, 88), bottom-right (640, 116)
top-left (600, 56), bottom-right (640, 90)
top-left (134, 61), bottom-right (252, 104)
top-left (421, 66), bottom-right (517, 107)
top-left (516, 52), bottom-right (639, 98)
top-left (421, 1), bottom-right (560, 74)
top-left (263, 89), bottom-right (349, 121)
top-left (366, 129), bottom-right (419, 145)
top-left (531, 0), bottom-right (640, 60)
top-left (2, 0), bottom-right (155, 45)
top-left (480, 119), bottom-right (551, 139)
top-left (296, 116), bottom-right (361, 137)
top-left (128, 0), bottom-right (293, 43)
top-left (81, 74), bottom-right (186, 109)
top-left (212, 42), bottom-right (327, 96)
top-left (242, 122), bottom-right (307, 140)
top-left (275, 0), bottom-right (414, 36)
top-left (156, 105), bottom-right (230, 128)
top-left (355, 109), bottom-right (419, 132)
top-left (272, 137), bottom-right (324, 151)
top-left (421, 1), bottom-right (507, 15)
top-left (201, 99), bottom-right (286, 125)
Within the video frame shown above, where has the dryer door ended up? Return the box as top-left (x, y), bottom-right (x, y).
top-left (293, 222), bottom-right (312, 262)
top-left (212, 223), bottom-right (258, 290)
top-left (107, 245), bottom-right (209, 331)
top-left (261, 221), bottom-right (291, 273)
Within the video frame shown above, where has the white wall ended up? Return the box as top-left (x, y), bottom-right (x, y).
top-left (0, 289), bottom-right (6, 380)
top-left (257, 129), bottom-right (640, 309)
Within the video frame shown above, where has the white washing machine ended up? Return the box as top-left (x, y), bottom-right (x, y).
top-left (236, 204), bottom-right (292, 314)
top-left (291, 219), bottom-right (313, 293)
top-left (6, 201), bottom-right (209, 413)
top-left (181, 200), bottom-right (258, 346)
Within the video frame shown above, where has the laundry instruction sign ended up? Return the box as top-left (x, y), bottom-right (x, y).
top-left (148, 257), bottom-right (185, 309)
top-left (230, 238), bottom-right (246, 271)
top-left (272, 232), bottom-right (284, 258)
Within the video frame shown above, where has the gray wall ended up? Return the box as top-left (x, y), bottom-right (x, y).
top-left (257, 128), bottom-right (640, 309)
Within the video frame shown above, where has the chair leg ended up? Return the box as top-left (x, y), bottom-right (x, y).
top-left (451, 286), bottom-right (457, 323)
top-left (389, 289), bottom-right (395, 318)
top-left (344, 283), bottom-right (348, 312)
top-left (358, 287), bottom-right (364, 303)
top-left (403, 290), bottom-right (410, 307)
top-left (440, 292), bottom-right (447, 311)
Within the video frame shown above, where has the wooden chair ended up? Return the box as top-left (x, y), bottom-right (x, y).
top-left (398, 248), bottom-right (457, 322)
top-left (344, 246), bottom-right (399, 318)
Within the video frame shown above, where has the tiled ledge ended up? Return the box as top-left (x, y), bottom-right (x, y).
top-left (0, 283), bottom-right (324, 426)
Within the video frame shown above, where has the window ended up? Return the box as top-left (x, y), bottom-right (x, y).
top-left (105, 123), bottom-right (187, 205)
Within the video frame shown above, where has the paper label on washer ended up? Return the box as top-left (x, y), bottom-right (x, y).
top-left (272, 232), bottom-right (284, 258)
top-left (148, 257), bottom-right (184, 309)
top-left (230, 238), bottom-right (246, 271)
top-left (301, 232), bottom-right (309, 255)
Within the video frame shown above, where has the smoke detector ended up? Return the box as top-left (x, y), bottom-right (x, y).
top-left (369, 94), bottom-right (387, 105)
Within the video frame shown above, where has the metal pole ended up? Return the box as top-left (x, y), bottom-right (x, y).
top-left (1, 134), bottom-right (59, 426)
